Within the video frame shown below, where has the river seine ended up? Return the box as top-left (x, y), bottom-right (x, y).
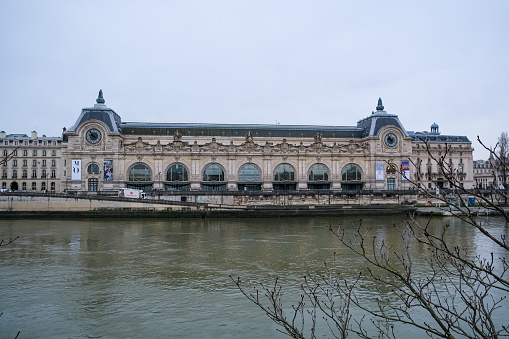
top-left (1, 215), bottom-right (507, 338)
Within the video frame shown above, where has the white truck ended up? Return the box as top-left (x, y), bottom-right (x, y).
top-left (118, 188), bottom-right (147, 199)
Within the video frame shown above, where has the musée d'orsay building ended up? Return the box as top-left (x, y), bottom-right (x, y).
top-left (2, 90), bottom-right (474, 193)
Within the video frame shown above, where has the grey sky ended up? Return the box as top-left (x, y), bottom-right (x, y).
top-left (1, 0), bottom-right (507, 159)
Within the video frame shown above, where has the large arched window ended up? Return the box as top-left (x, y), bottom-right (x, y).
top-left (201, 164), bottom-right (226, 191)
top-left (165, 163), bottom-right (190, 191)
top-left (127, 163), bottom-right (153, 191)
top-left (308, 164), bottom-right (330, 190)
top-left (341, 163), bottom-right (363, 190)
top-left (273, 163), bottom-right (296, 191)
top-left (238, 163), bottom-right (262, 191)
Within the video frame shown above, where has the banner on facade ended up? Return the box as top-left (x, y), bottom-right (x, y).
top-left (401, 161), bottom-right (410, 180)
top-left (71, 160), bottom-right (81, 181)
top-left (376, 161), bottom-right (384, 180)
top-left (104, 160), bottom-right (113, 180)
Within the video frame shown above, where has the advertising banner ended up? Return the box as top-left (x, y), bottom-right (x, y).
top-left (376, 161), bottom-right (384, 180)
top-left (71, 160), bottom-right (81, 181)
top-left (104, 160), bottom-right (113, 180)
top-left (401, 161), bottom-right (410, 180)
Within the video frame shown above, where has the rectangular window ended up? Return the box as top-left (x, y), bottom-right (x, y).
top-left (52, 150), bottom-right (56, 156)
top-left (23, 160), bottom-right (27, 167)
top-left (53, 141), bottom-right (56, 146)
top-left (32, 182), bottom-right (36, 190)
top-left (4, 141), bottom-right (7, 146)
top-left (13, 150), bottom-right (17, 156)
top-left (50, 182), bottom-right (55, 191)
top-left (2, 150), bottom-right (6, 156)
top-left (22, 169), bottom-right (27, 178)
top-left (42, 169), bottom-right (47, 178)
top-left (2, 170), bottom-right (6, 179)
top-left (88, 178), bottom-right (99, 192)
top-left (51, 160), bottom-right (56, 167)
top-left (22, 182), bottom-right (26, 190)
top-left (51, 169), bottom-right (56, 178)
top-left (33, 160), bottom-right (37, 167)
top-left (42, 150), bottom-right (46, 156)
top-left (13, 160), bottom-right (17, 167)
top-left (32, 170), bottom-right (37, 178)
top-left (14, 141), bottom-right (18, 146)
top-left (24, 141), bottom-right (28, 146)
top-left (2, 182), bottom-right (6, 189)
top-left (42, 160), bottom-right (46, 167)
top-left (23, 150), bottom-right (27, 156)
top-left (33, 150), bottom-right (37, 156)
top-left (12, 169), bottom-right (17, 179)
top-left (44, 141), bottom-right (47, 146)
top-left (387, 178), bottom-right (396, 190)
top-left (41, 182), bottom-right (46, 191)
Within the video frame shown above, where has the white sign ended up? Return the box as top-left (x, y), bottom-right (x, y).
top-left (72, 160), bottom-right (81, 181)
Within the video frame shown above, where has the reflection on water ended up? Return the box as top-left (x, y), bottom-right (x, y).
top-left (0, 216), bottom-right (507, 338)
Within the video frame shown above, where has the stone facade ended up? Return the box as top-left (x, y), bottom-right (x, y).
top-left (58, 91), bottom-right (474, 193)
top-left (0, 131), bottom-right (62, 192)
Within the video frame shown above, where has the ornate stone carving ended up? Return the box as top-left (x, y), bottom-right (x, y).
top-left (124, 137), bottom-right (154, 154)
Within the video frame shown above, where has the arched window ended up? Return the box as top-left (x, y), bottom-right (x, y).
top-left (341, 164), bottom-right (363, 190)
top-left (127, 163), bottom-right (153, 191)
top-left (165, 163), bottom-right (190, 191)
top-left (238, 163), bottom-right (262, 191)
top-left (88, 163), bottom-right (100, 174)
top-left (129, 163), bottom-right (152, 181)
top-left (274, 163), bottom-right (295, 182)
top-left (386, 164), bottom-right (397, 174)
top-left (167, 163), bottom-right (188, 181)
top-left (203, 164), bottom-right (224, 181)
top-left (201, 164), bottom-right (226, 191)
top-left (273, 163), bottom-right (296, 191)
top-left (308, 164), bottom-right (330, 190)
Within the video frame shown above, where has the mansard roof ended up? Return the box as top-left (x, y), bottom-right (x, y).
top-left (65, 92), bottom-right (470, 143)
top-left (68, 90), bottom-right (122, 133)
top-left (118, 122), bottom-right (364, 139)
top-left (355, 98), bottom-right (408, 137)
top-left (407, 131), bottom-right (471, 143)
top-left (0, 134), bottom-right (61, 142)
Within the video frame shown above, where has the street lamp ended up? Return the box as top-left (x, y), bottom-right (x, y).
top-left (158, 172), bottom-right (161, 200)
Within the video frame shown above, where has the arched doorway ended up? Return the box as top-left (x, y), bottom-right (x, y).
top-left (10, 182), bottom-right (18, 191)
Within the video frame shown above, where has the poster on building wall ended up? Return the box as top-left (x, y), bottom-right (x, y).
top-left (401, 161), bottom-right (410, 180)
top-left (104, 160), bottom-right (113, 180)
top-left (376, 161), bottom-right (384, 180)
top-left (71, 160), bottom-right (81, 181)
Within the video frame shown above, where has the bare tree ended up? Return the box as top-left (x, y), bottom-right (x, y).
top-left (232, 139), bottom-right (509, 338)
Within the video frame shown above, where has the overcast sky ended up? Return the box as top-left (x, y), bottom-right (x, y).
top-left (1, 0), bottom-right (507, 159)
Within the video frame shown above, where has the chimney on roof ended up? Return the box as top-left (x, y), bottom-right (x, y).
top-left (0, 131), bottom-right (5, 139)
top-left (31, 131), bottom-right (37, 140)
